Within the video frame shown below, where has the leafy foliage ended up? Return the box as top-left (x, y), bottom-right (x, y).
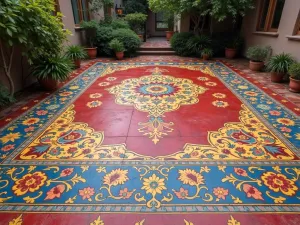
top-left (246, 46), bottom-right (271, 62)
top-left (201, 48), bottom-right (213, 57)
top-left (0, 84), bottom-right (15, 107)
top-left (266, 53), bottom-right (295, 73)
top-left (225, 35), bottom-right (244, 49)
top-left (170, 32), bottom-right (194, 56)
top-left (109, 39), bottom-right (125, 52)
top-left (65, 45), bottom-right (87, 60)
top-left (0, 0), bottom-right (69, 95)
top-left (124, 13), bottom-right (148, 34)
top-left (186, 35), bottom-right (211, 56)
top-left (81, 20), bottom-right (99, 47)
top-left (124, 0), bottom-right (148, 14)
top-left (288, 63), bottom-right (300, 80)
top-left (111, 29), bottom-right (141, 56)
top-left (111, 19), bottom-right (130, 29)
top-left (149, 0), bottom-right (254, 33)
top-left (94, 25), bottom-right (114, 56)
top-left (31, 56), bottom-right (73, 81)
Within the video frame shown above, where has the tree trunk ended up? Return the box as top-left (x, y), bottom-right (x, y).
top-left (0, 42), bottom-right (15, 96)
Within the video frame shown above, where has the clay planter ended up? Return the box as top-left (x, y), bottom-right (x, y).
top-left (271, 72), bottom-right (285, 83)
top-left (225, 48), bottom-right (237, 59)
top-left (289, 77), bottom-right (300, 93)
top-left (38, 78), bottom-right (58, 91)
top-left (116, 51), bottom-right (124, 60)
top-left (249, 60), bottom-right (264, 71)
top-left (166, 31), bottom-right (174, 41)
top-left (202, 54), bottom-right (209, 60)
top-left (138, 35), bottom-right (144, 42)
top-left (74, 59), bottom-right (81, 69)
top-left (85, 47), bottom-right (97, 59)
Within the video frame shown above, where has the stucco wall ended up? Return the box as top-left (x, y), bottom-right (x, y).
top-left (59, 0), bottom-right (84, 45)
top-left (242, 0), bottom-right (300, 60)
top-left (147, 11), bottom-right (166, 37)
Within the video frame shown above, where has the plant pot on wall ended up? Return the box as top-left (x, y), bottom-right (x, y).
top-left (289, 78), bottom-right (300, 93)
top-left (271, 72), bottom-right (285, 83)
top-left (166, 31), bottom-right (174, 41)
top-left (249, 60), bottom-right (264, 71)
top-left (85, 47), bottom-right (97, 59)
top-left (38, 78), bottom-right (58, 91)
top-left (225, 48), bottom-right (237, 59)
top-left (116, 52), bottom-right (124, 60)
top-left (202, 54), bottom-right (209, 60)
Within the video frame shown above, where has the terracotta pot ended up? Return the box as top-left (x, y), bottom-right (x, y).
top-left (289, 77), bottom-right (300, 93)
top-left (138, 35), bottom-right (143, 42)
top-left (202, 54), bottom-right (209, 60)
top-left (85, 47), bottom-right (97, 59)
top-left (166, 31), bottom-right (174, 41)
top-left (116, 51), bottom-right (124, 60)
top-left (74, 59), bottom-right (81, 69)
top-left (225, 48), bottom-right (237, 59)
top-left (249, 60), bottom-right (264, 71)
top-left (271, 72), bottom-right (285, 83)
top-left (38, 78), bottom-right (58, 91)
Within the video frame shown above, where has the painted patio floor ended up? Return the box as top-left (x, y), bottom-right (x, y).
top-left (0, 58), bottom-right (299, 224)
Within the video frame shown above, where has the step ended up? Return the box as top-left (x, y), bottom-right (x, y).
top-left (137, 50), bottom-right (176, 55)
top-left (139, 47), bottom-right (173, 51)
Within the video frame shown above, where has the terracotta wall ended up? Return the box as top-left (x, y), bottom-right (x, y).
top-left (242, 0), bottom-right (300, 60)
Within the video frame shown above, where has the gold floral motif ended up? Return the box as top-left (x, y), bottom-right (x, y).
top-left (160, 104), bottom-right (296, 160)
top-left (107, 67), bottom-right (207, 143)
top-left (141, 174), bottom-right (166, 195)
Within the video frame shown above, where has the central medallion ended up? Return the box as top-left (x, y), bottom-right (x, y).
top-left (107, 67), bottom-right (208, 144)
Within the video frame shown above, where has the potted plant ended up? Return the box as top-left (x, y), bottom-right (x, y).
top-left (166, 13), bottom-right (175, 41)
top-left (109, 39), bottom-right (125, 60)
top-left (31, 56), bottom-right (73, 91)
top-left (225, 36), bottom-right (243, 59)
top-left (65, 45), bottom-right (87, 68)
top-left (288, 63), bottom-right (300, 93)
top-left (246, 46), bottom-right (270, 71)
top-left (125, 13), bottom-right (148, 42)
top-left (266, 53), bottom-right (295, 83)
top-left (201, 48), bottom-right (213, 60)
top-left (81, 20), bottom-right (99, 59)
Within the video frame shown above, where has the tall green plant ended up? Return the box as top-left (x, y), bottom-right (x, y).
top-left (81, 20), bottom-right (99, 47)
top-left (267, 53), bottom-right (295, 73)
top-left (125, 13), bottom-right (148, 34)
top-left (0, 0), bottom-right (68, 96)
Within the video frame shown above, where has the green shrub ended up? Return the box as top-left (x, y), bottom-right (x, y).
top-left (111, 19), bottom-right (130, 29)
top-left (65, 45), bottom-right (87, 60)
top-left (125, 13), bottom-right (148, 34)
top-left (31, 56), bottom-right (73, 81)
top-left (0, 85), bottom-right (15, 107)
top-left (246, 46), bottom-right (271, 62)
top-left (124, 0), bottom-right (148, 14)
top-left (109, 39), bottom-right (125, 52)
top-left (94, 25), bottom-right (114, 56)
top-left (226, 35), bottom-right (244, 49)
top-left (186, 35), bottom-right (211, 56)
top-left (112, 29), bottom-right (141, 56)
top-left (266, 53), bottom-right (295, 73)
top-left (201, 48), bottom-right (213, 57)
top-left (81, 20), bottom-right (99, 47)
top-left (170, 32), bottom-right (194, 56)
top-left (289, 63), bottom-right (300, 80)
